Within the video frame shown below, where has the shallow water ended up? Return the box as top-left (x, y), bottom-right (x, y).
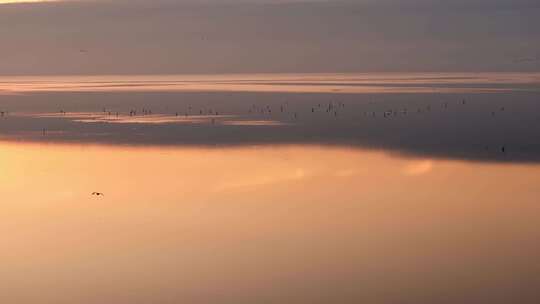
top-left (1, 73), bottom-right (540, 303)
top-left (1, 142), bottom-right (540, 303)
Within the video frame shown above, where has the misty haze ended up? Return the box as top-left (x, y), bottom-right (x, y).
top-left (1, 1), bottom-right (539, 304)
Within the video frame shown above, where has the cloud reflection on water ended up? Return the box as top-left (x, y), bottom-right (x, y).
top-left (2, 142), bottom-right (540, 304)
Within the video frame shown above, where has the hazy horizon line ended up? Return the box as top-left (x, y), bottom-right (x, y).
top-left (2, 71), bottom-right (540, 77)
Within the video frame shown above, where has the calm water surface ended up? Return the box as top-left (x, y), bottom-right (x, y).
top-left (1, 73), bottom-right (540, 303)
top-left (1, 142), bottom-right (539, 303)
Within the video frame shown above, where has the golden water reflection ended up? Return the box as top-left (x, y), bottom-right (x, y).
top-left (1, 142), bottom-right (540, 303)
top-left (1, 73), bottom-right (539, 94)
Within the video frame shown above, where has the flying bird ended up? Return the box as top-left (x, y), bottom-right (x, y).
top-left (92, 192), bottom-right (105, 196)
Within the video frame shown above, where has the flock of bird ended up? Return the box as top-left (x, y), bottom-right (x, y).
top-left (5, 96), bottom-right (509, 145)
top-left (35, 96), bottom-right (511, 126)
top-left (242, 98), bottom-right (510, 127)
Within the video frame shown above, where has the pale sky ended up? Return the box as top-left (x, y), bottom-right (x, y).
top-left (0, 0), bottom-right (539, 75)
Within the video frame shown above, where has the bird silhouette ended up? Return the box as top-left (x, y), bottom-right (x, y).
top-left (92, 192), bottom-right (105, 196)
